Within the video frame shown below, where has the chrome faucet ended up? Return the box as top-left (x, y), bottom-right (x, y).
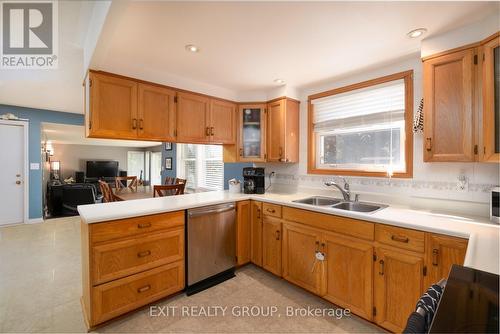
top-left (324, 179), bottom-right (358, 202)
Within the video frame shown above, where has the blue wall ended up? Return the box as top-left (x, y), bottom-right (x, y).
top-left (0, 104), bottom-right (84, 219)
top-left (161, 143), bottom-right (177, 183)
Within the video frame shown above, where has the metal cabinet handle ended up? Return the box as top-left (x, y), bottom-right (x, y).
top-left (132, 119), bottom-right (137, 130)
top-left (432, 249), bottom-right (439, 266)
top-left (137, 222), bottom-right (151, 229)
top-left (275, 230), bottom-right (280, 241)
top-left (16, 181), bottom-right (21, 185)
top-left (210, 127), bottom-right (214, 136)
top-left (137, 250), bottom-right (151, 258)
top-left (279, 147), bottom-right (283, 157)
top-left (239, 148), bottom-right (243, 156)
top-left (256, 208), bottom-right (261, 219)
top-left (426, 138), bottom-right (432, 151)
top-left (267, 208), bottom-right (276, 213)
top-left (391, 235), bottom-right (409, 243)
top-left (139, 119), bottom-right (144, 130)
top-left (137, 285), bottom-right (151, 293)
top-left (205, 127), bottom-right (210, 136)
top-left (379, 260), bottom-right (385, 275)
top-left (315, 241), bottom-right (320, 252)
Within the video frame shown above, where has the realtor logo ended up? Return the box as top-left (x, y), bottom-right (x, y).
top-left (1, 0), bottom-right (58, 69)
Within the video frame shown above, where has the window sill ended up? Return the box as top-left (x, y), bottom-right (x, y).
top-left (307, 167), bottom-right (413, 178)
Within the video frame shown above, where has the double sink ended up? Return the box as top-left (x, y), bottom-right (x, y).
top-left (292, 196), bottom-right (387, 213)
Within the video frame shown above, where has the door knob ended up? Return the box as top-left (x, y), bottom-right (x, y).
top-left (16, 180), bottom-right (21, 185)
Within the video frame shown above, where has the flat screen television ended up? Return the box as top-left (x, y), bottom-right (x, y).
top-left (86, 161), bottom-right (119, 178)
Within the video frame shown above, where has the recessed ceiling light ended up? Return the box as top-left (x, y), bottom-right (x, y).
top-left (407, 28), bottom-right (427, 38)
top-left (185, 44), bottom-right (199, 53)
top-left (274, 78), bottom-right (285, 85)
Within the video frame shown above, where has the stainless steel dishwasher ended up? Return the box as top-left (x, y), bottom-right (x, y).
top-left (186, 202), bottom-right (236, 295)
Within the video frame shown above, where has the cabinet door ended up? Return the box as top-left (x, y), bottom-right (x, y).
top-left (176, 92), bottom-right (210, 143)
top-left (137, 83), bottom-right (176, 141)
top-left (481, 35), bottom-right (500, 162)
top-left (210, 99), bottom-right (236, 144)
top-left (423, 48), bottom-right (475, 161)
top-left (89, 72), bottom-right (138, 139)
top-left (374, 247), bottom-right (424, 333)
top-left (250, 201), bottom-right (263, 266)
top-left (238, 105), bottom-right (267, 162)
top-left (262, 216), bottom-right (282, 276)
top-left (267, 99), bottom-right (285, 162)
top-left (323, 232), bottom-right (373, 321)
top-left (283, 99), bottom-right (300, 163)
top-left (236, 200), bottom-right (251, 266)
top-left (425, 234), bottom-right (467, 288)
top-left (282, 222), bottom-right (322, 294)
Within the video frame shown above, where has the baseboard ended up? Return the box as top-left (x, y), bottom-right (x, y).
top-left (27, 218), bottom-right (44, 224)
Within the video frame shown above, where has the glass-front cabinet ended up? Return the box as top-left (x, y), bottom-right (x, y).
top-left (482, 34), bottom-right (500, 162)
top-left (238, 104), bottom-right (267, 162)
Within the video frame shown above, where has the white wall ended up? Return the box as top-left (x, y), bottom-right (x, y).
top-left (50, 143), bottom-right (159, 179)
top-left (257, 53), bottom-right (499, 216)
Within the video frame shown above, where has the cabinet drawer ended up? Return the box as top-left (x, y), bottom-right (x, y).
top-left (90, 211), bottom-right (184, 244)
top-left (92, 227), bottom-right (184, 285)
top-left (262, 203), bottom-right (282, 218)
top-left (92, 261), bottom-right (184, 325)
top-left (375, 225), bottom-right (425, 253)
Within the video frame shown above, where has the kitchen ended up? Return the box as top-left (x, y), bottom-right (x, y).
top-left (0, 1), bottom-right (499, 333)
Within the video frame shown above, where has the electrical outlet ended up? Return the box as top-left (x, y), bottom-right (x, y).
top-left (457, 174), bottom-right (468, 191)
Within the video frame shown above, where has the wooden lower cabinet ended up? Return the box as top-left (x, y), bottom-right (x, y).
top-left (374, 247), bottom-right (425, 333)
top-left (92, 261), bottom-right (184, 325)
top-left (262, 215), bottom-right (282, 276)
top-left (282, 222), bottom-right (323, 294)
top-left (250, 201), bottom-right (263, 266)
top-left (323, 232), bottom-right (373, 321)
top-left (425, 233), bottom-right (468, 288)
top-left (81, 211), bottom-right (185, 328)
top-left (236, 200), bottom-right (251, 265)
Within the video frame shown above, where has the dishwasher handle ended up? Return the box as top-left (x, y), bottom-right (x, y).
top-left (188, 204), bottom-right (235, 218)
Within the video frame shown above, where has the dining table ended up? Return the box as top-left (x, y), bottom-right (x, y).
top-left (113, 185), bottom-right (154, 201)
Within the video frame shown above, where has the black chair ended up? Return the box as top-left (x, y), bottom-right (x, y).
top-left (61, 184), bottom-right (100, 216)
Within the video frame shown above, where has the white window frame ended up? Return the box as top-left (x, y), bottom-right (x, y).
top-left (176, 144), bottom-right (224, 191)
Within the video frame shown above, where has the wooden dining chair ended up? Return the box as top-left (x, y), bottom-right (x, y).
top-left (153, 184), bottom-right (185, 197)
top-left (164, 177), bottom-right (187, 186)
top-left (115, 176), bottom-right (138, 191)
top-left (99, 180), bottom-right (121, 203)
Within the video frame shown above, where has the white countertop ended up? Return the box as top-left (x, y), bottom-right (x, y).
top-left (78, 190), bottom-right (500, 275)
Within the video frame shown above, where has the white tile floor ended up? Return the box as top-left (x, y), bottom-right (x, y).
top-left (0, 217), bottom-right (384, 333)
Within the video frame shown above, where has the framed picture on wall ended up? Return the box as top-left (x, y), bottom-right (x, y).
top-left (165, 157), bottom-right (172, 170)
top-left (164, 142), bottom-right (172, 151)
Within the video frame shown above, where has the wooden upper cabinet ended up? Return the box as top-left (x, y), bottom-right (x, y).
top-left (267, 98), bottom-right (300, 163)
top-left (481, 33), bottom-right (500, 163)
top-left (210, 99), bottom-right (236, 144)
top-left (425, 233), bottom-right (467, 288)
top-left (89, 72), bottom-right (138, 139)
top-left (323, 232), bottom-right (373, 321)
top-left (236, 200), bottom-right (251, 266)
top-left (176, 92), bottom-right (210, 143)
top-left (250, 201), bottom-right (263, 267)
top-left (282, 222), bottom-right (323, 295)
top-left (423, 48), bottom-right (475, 162)
top-left (238, 104), bottom-right (267, 162)
top-left (374, 247), bottom-right (424, 333)
top-left (137, 83), bottom-right (176, 141)
top-left (262, 215), bottom-right (282, 276)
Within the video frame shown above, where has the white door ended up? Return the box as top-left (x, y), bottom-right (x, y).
top-left (0, 123), bottom-right (25, 225)
top-left (150, 152), bottom-right (162, 186)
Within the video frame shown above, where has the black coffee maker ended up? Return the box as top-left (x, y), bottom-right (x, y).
top-left (243, 167), bottom-right (265, 194)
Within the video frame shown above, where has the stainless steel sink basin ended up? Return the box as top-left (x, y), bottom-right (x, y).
top-left (292, 196), bottom-right (342, 206)
top-left (332, 202), bottom-right (386, 213)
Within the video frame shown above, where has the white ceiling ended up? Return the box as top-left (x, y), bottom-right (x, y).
top-left (1, 1), bottom-right (496, 115)
top-left (0, 1), bottom-right (108, 114)
top-left (91, 1), bottom-right (496, 95)
top-left (41, 123), bottom-right (162, 148)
